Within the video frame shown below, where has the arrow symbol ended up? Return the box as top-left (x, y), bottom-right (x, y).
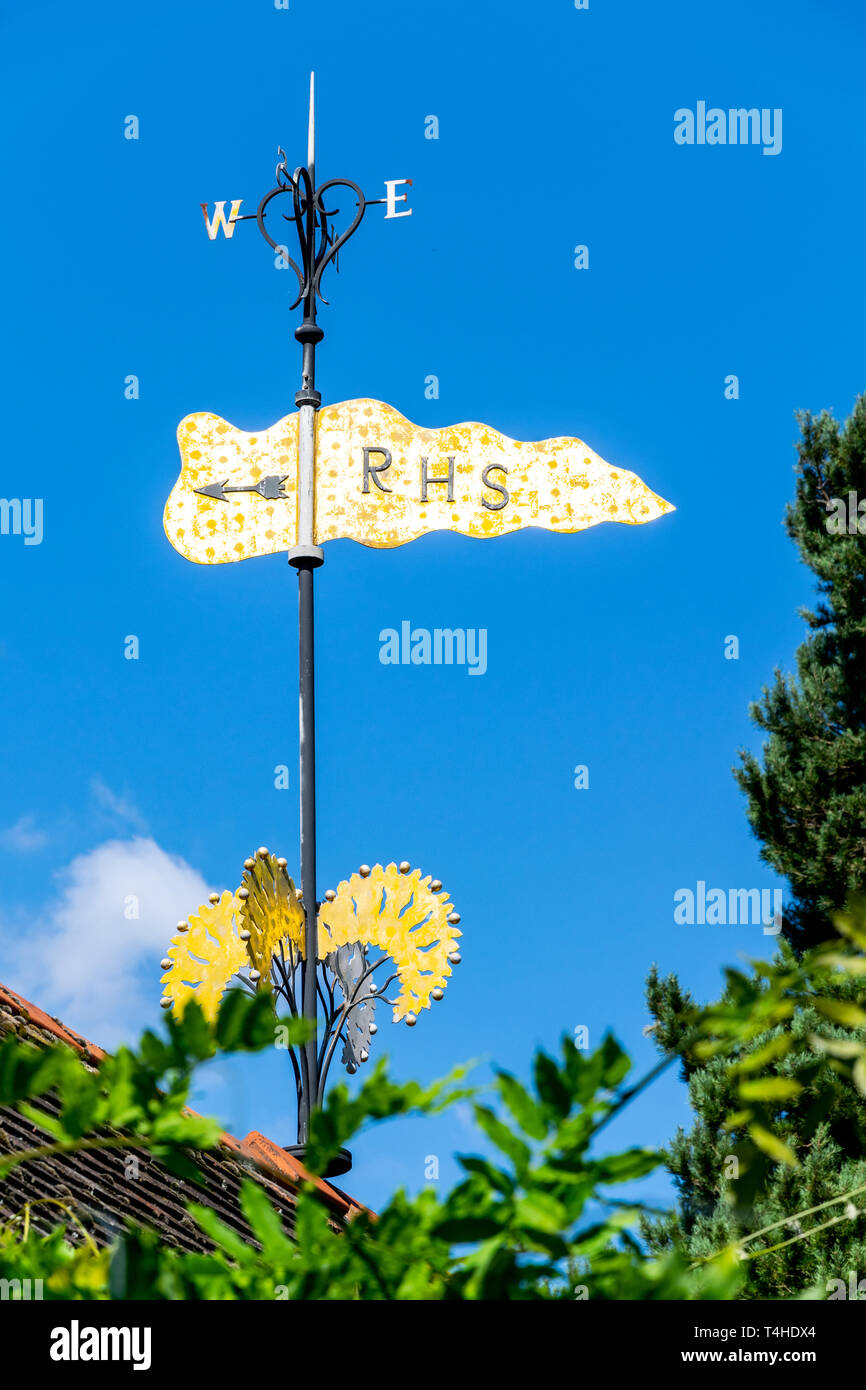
top-left (194, 475), bottom-right (290, 503)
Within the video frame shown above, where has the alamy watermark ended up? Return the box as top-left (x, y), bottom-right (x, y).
top-left (0, 498), bottom-right (42, 545)
top-left (827, 1269), bottom-right (866, 1299)
top-left (674, 881), bottom-right (783, 934)
top-left (379, 622), bottom-right (487, 675)
top-left (823, 492), bottom-right (866, 534)
top-left (674, 103), bottom-right (782, 157)
top-left (1, 1277), bottom-right (43, 1299)
top-left (50, 1321), bottom-right (151, 1370)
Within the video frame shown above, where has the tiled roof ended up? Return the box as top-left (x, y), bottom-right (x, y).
top-left (0, 981), bottom-right (363, 1254)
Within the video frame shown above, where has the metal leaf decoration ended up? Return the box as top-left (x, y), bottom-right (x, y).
top-left (239, 851), bottom-right (305, 980)
top-left (317, 863), bottom-right (461, 1021)
top-left (327, 942), bottom-right (378, 1070)
top-left (159, 856), bottom-right (462, 1104)
top-left (160, 890), bottom-right (247, 1021)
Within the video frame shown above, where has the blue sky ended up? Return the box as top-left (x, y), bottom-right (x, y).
top-left (1, 0), bottom-right (864, 1211)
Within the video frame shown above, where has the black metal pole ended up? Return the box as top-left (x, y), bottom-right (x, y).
top-left (290, 302), bottom-right (324, 1146)
top-left (296, 555), bottom-right (317, 1140)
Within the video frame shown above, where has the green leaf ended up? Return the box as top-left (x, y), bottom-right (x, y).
top-left (513, 1192), bottom-right (566, 1234)
top-left (599, 1034), bottom-right (631, 1090)
top-left (497, 1073), bottom-right (547, 1140)
top-left (432, 1216), bottom-right (503, 1243)
top-left (724, 1107), bottom-right (754, 1129)
top-left (816, 952), bottom-right (866, 976)
top-left (592, 1149), bottom-right (660, 1184)
top-left (165, 999), bottom-right (215, 1064)
top-left (154, 1146), bottom-right (207, 1187)
top-left (562, 1039), bottom-right (604, 1105)
top-left (570, 1209), bottom-right (637, 1259)
top-left (533, 1052), bottom-right (572, 1119)
top-left (461, 1235), bottom-right (510, 1300)
top-left (15, 1101), bottom-right (67, 1141)
top-left (137, 1030), bottom-right (171, 1077)
top-left (189, 1202), bottom-right (256, 1262)
top-left (830, 909), bottom-right (866, 952)
top-left (239, 1179), bottom-right (295, 1262)
top-left (473, 1105), bottom-right (531, 1173)
top-left (457, 1155), bottom-right (515, 1196)
top-left (214, 990), bottom-right (282, 1050)
top-left (738, 1077), bottom-right (803, 1102)
top-left (807, 1033), bottom-right (864, 1058)
top-left (812, 998), bottom-right (866, 1029)
top-left (747, 1123), bottom-right (798, 1166)
top-left (151, 1110), bottom-right (221, 1148)
top-left (0, 1037), bottom-right (68, 1105)
top-left (730, 1035), bottom-right (792, 1073)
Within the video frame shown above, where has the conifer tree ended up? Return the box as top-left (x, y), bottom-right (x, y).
top-left (736, 396), bottom-right (866, 952)
top-left (643, 399), bottom-right (866, 1294)
top-left (642, 960), bottom-right (866, 1297)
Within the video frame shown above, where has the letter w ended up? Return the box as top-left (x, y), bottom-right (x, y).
top-left (201, 200), bottom-right (243, 240)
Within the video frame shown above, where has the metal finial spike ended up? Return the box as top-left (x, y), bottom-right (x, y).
top-left (308, 71), bottom-right (315, 180)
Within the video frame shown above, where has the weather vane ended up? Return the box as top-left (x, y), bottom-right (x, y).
top-left (160, 74), bottom-right (673, 1172)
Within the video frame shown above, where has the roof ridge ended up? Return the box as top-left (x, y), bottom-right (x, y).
top-left (237, 1131), bottom-right (366, 1218)
top-left (0, 981), bottom-right (107, 1065)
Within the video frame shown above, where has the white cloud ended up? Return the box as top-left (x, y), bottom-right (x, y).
top-left (89, 776), bottom-right (148, 831)
top-left (1, 837), bottom-right (210, 1048)
top-left (0, 814), bottom-right (48, 852)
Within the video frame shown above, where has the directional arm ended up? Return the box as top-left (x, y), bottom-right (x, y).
top-left (194, 475), bottom-right (290, 502)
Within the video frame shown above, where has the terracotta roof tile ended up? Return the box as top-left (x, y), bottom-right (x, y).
top-left (238, 1131), bottom-right (366, 1218)
top-left (0, 981), bottom-right (107, 1067)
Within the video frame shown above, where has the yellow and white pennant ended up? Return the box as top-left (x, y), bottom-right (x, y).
top-left (163, 399), bottom-right (674, 563)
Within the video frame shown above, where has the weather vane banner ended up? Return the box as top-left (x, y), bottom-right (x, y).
top-left (163, 399), bottom-right (674, 563)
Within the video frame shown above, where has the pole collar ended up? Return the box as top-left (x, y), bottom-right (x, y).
top-left (289, 545), bottom-right (325, 568)
top-left (295, 320), bottom-right (324, 346)
top-left (295, 388), bottom-right (321, 409)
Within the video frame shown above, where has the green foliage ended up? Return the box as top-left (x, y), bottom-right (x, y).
top-left (642, 906), bottom-right (866, 1297)
top-left (3, 914), bottom-right (866, 1300)
top-left (0, 985), bottom-right (748, 1300)
top-left (99, 1028), bottom-right (742, 1301)
top-left (735, 395), bottom-right (866, 952)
